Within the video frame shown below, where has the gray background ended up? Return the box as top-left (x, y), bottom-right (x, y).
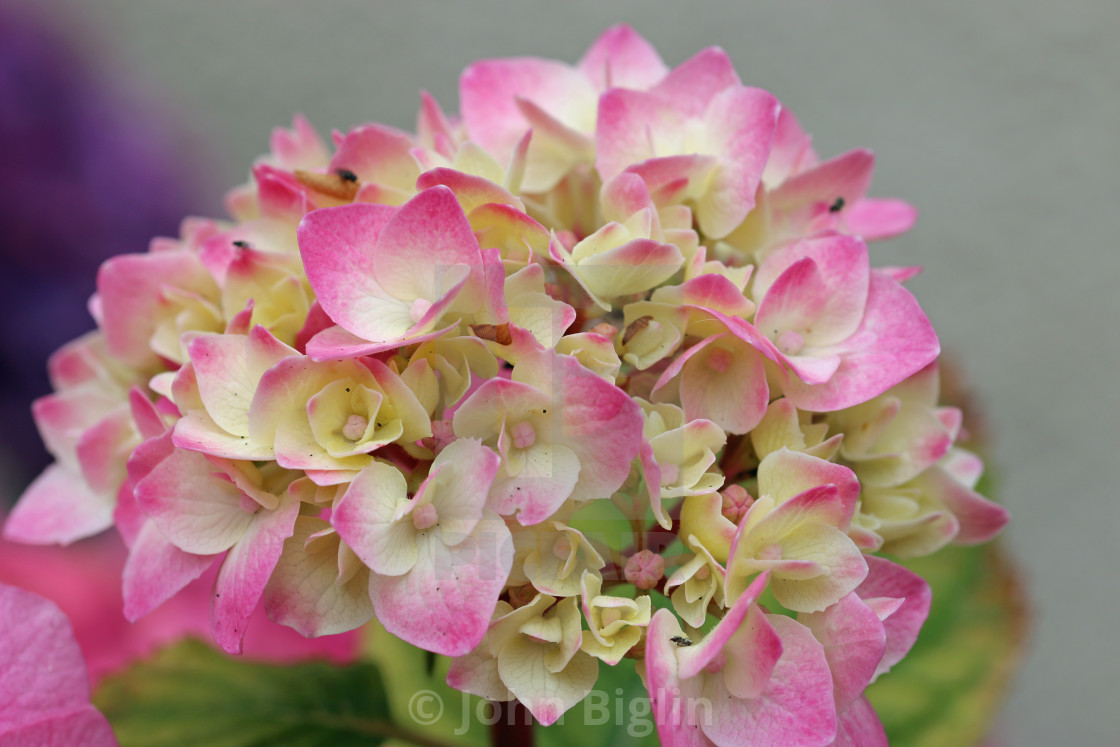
top-left (16, 0), bottom-right (1120, 743)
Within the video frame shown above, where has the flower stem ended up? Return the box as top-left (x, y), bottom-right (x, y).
top-left (490, 700), bottom-right (534, 747)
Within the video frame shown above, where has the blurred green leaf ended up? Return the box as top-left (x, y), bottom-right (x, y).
top-left (866, 542), bottom-right (1028, 746)
top-left (94, 639), bottom-right (463, 747)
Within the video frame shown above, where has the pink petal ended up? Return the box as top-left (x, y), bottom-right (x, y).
top-left (828, 697), bottom-right (887, 747)
top-left (678, 573), bottom-right (771, 678)
top-left (856, 556), bottom-right (931, 678)
top-left (800, 593), bottom-right (886, 710)
top-left (297, 201), bottom-right (401, 340)
top-left (915, 464), bottom-right (1010, 545)
top-left (97, 250), bottom-right (217, 367)
top-left (0, 584), bottom-right (117, 746)
top-left (263, 518), bottom-right (373, 637)
top-left (769, 149), bottom-right (875, 216)
top-left (3, 465), bottom-right (112, 545)
top-left (416, 168), bottom-right (520, 213)
top-left (121, 520), bottom-right (216, 622)
top-left (843, 198), bottom-right (918, 241)
top-left (133, 447), bottom-right (253, 556)
top-left (460, 57), bottom-right (596, 161)
top-left (758, 449), bottom-right (860, 523)
top-left (596, 89), bottom-right (676, 180)
top-left (515, 350), bottom-right (644, 503)
top-left (369, 515), bottom-right (512, 656)
top-left (755, 234), bottom-right (870, 346)
top-left (211, 491), bottom-right (301, 654)
top-left (651, 47), bottom-right (741, 117)
top-left (698, 85), bottom-right (781, 238)
top-left (702, 615), bottom-right (837, 747)
top-left (763, 108), bottom-right (817, 187)
top-left (782, 271), bottom-right (939, 411)
top-left (577, 25), bottom-right (668, 90)
top-left (329, 124), bottom-right (419, 193)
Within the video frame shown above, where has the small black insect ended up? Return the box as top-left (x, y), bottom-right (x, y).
top-left (828, 196), bottom-right (845, 213)
top-left (232, 239), bottom-right (250, 248)
top-left (670, 636), bottom-right (693, 647)
top-left (336, 168), bottom-right (359, 183)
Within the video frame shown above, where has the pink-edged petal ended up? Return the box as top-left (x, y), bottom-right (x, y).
top-left (0, 584), bottom-right (117, 746)
top-left (75, 409), bottom-right (133, 496)
top-left (651, 47), bottom-right (741, 117)
top-left (133, 447), bottom-right (252, 556)
top-left (782, 272), bottom-right (939, 411)
top-left (676, 337), bottom-right (770, 435)
top-left (856, 556), bottom-right (931, 678)
top-left (828, 696), bottom-right (887, 747)
top-left (489, 442), bottom-right (580, 525)
top-left (514, 350), bottom-right (644, 502)
top-left (755, 234), bottom-right (870, 347)
top-left (424, 438), bottom-right (501, 537)
top-left (697, 85), bottom-right (781, 238)
top-left (417, 91), bottom-right (455, 157)
top-left (305, 322), bottom-right (456, 361)
top-left (372, 186), bottom-right (482, 308)
top-left (763, 108), bottom-right (816, 188)
top-left (417, 168), bottom-right (520, 213)
top-left (186, 327), bottom-right (298, 437)
top-left (211, 490), bottom-right (301, 654)
top-left (578, 24), bottom-right (668, 90)
top-left (263, 518), bottom-right (374, 637)
top-left (800, 593), bottom-right (886, 711)
top-left (460, 57), bottom-right (596, 160)
top-left (0, 708), bottom-right (119, 747)
top-left (3, 465), bottom-right (112, 545)
top-left (121, 520), bottom-right (217, 622)
top-left (596, 89), bottom-right (677, 180)
top-left (678, 573), bottom-right (772, 678)
top-left (915, 464), bottom-right (1010, 544)
top-left (658, 274), bottom-right (755, 318)
top-left (721, 604), bottom-right (784, 701)
top-left (770, 149), bottom-right (875, 214)
top-left (298, 201), bottom-right (399, 335)
top-left (329, 124), bottom-right (419, 193)
top-left (369, 515), bottom-right (513, 656)
top-left (332, 461), bottom-right (416, 576)
top-left (701, 615), bottom-right (837, 747)
top-left (97, 250), bottom-right (217, 366)
top-left (843, 198), bottom-right (917, 241)
top-left (758, 449), bottom-right (860, 521)
top-left (645, 609), bottom-right (711, 747)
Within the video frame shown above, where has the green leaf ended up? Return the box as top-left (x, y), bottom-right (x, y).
top-left (94, 639), bottom-right (465, 747)
top-left (866, 542), bottom-right (1028, 746)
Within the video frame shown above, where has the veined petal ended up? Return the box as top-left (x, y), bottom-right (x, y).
top-left (369, 514), bottom-right (512, 656)
top-left (211, 489), bottom-right (301, 653)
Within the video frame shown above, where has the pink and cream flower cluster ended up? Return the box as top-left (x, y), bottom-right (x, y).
top-left (4, 26), bottom-right (1008, 746)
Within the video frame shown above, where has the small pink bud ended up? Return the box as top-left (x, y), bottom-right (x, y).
top-left (342, 414), bottom-right (368, 441)
top-left (721, 484), bottom-right (754, 525)
top-left (624, 549), bottom-right (665, 590)
top-left (511, 420), bottom-right (536, 449)
top-left (412, 503), bottom-right (438, 530)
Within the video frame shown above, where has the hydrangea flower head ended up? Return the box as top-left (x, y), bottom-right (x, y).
top-left (4, 25), bottom-right (1008, 745)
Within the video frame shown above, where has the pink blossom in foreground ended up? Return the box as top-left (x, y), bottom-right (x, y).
top-left (0, 583), bottom-right (116, 746)
top-left (3, 24), bottom-right (1007, 744)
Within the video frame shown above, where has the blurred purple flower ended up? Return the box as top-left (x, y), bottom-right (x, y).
top-left (0, 6), bottom-right (205, 494)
